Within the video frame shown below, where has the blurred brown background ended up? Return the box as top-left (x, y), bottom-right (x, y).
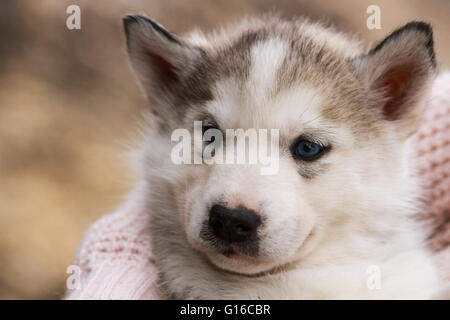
top-left (0, 0), bottom-right (449, 299)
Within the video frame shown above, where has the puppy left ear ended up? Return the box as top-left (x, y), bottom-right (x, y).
top-left (352, 22), bottom-right (436, 139)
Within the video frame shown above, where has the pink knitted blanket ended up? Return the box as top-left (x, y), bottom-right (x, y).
top-left (65, 72), bottom-right (450, 300)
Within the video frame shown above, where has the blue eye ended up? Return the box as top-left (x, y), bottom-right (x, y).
top-left (293, 140), bottom-right (325, 161)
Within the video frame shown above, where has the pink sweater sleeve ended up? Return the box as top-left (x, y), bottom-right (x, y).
top-left (66, 72), bottom-right (450, 299)
top-left (65, 182), bottom-right (160, 299)
top-left (412, 71), bottom-right (450, 281)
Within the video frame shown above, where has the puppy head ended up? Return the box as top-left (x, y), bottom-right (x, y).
top-left (124, 16), bottom-right (435, 274)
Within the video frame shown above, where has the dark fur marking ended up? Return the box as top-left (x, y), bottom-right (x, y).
top-left (170, 29), bottom-right (269, 122)
top-left (123, 15), bottom-right (182, 46)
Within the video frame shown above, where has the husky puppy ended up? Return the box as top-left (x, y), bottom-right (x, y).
top-left (123, 14), bottom-right (444, 299)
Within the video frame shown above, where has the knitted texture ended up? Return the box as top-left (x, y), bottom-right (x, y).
top-left (412, 71), bottom-right (450, 282)
top-left (65, 72), bottom-right (450, 300)
top-left (65, 182), bottom-right (160, 299)
top-left (413, 71), bottom-right (450, 252)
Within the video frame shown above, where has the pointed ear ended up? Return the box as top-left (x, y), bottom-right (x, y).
top-left (123, 15), bottom-right (202, 103)
top-left (352, 22), bottom-right (436, 139)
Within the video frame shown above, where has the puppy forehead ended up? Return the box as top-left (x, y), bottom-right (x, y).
top-left (204, 37), bottom-right (330, 130)
top-left (204, 38), bottom-right (290, 126)
top-left (198, 34), bottom-right (378, 135)
top-left (206, 79), bottom-right (325, 129)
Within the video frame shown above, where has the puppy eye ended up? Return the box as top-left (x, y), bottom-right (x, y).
top-left (202, 121), bottom-right (219, 142)
top-left (202, 124), bottom-right (218, 134)
top-left (292, 139), bottom-right (325, 161)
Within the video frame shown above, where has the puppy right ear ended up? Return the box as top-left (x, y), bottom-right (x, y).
top-left (351, 22), bottom-right (436, 140)
top-left (123, 15), bottom-right (202, 102)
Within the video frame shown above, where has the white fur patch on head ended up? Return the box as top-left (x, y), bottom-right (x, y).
top-left (246, 38), bottom-right (287, 105)
top-left (270, 85), bottom-right (326, 133)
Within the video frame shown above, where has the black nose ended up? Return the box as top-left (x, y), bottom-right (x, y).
top-left (209, 204), bottom-right (260, 243)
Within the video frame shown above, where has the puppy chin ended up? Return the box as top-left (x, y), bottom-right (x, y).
top-left (204, 250), bottom-right (283, 275)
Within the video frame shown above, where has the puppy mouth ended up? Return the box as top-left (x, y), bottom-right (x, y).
top-left (215, 228), bottom-right (315, 259)
top-left (217, 245), bottom-right (257, 260)
top-left (219, 248), bottom-right (254, 261)
top-left (205, 227), bottom-right (317, 275)
top-left (194, 214), bottom-right (317, 274)
top-left (221, 249), bottom-right (236, 258)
